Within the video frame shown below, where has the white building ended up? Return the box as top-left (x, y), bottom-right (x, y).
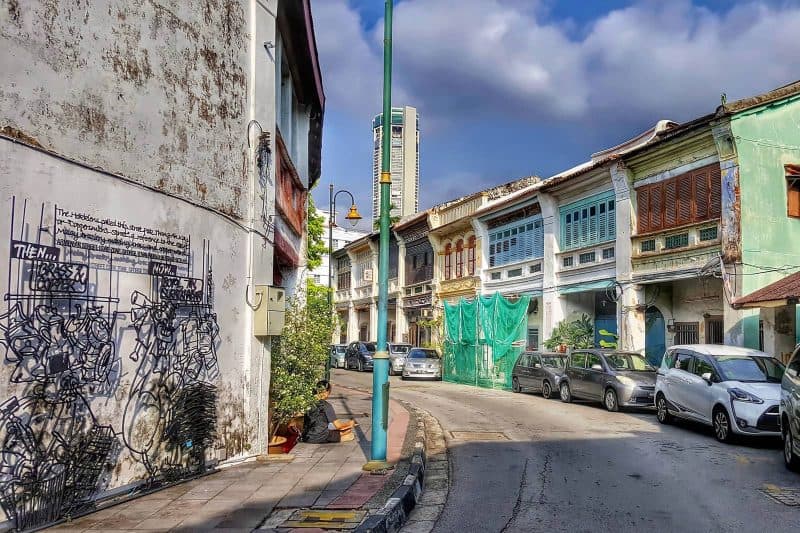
top-left (372, 106), bottom-right (420, 223)
top-left (307, 209), bottom-right (367, 287)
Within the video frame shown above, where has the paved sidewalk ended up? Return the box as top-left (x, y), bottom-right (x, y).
top-left (47, 386), bottom-right (409, 532)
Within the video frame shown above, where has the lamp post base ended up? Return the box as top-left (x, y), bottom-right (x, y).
top-left (362, 460), bottom-right (395, 472)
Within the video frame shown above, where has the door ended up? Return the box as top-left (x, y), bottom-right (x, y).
top-left (584, 352), bottom-right (606, 400)
top-left (669, 351), bottom-right (700, 418)
top-left (645, 306), bottom-right (666, 366)
top-left (516, 354), bottom-right (533, 389)
top-left (530, 354), bottom-right (546, 391)
top-left (346, 343), bottom-right (356, 367)
top-left (687, 355), bottom-right (716, 423)
top-left (568, 352), bottom-right (589, 397)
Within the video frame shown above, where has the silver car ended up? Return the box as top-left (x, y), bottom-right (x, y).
top-left (401, 348), bottom-right (442, 380)
top-left (388, 343), bottom-right (412, 375)
top-left (329, 344), bottom-right (347, 369)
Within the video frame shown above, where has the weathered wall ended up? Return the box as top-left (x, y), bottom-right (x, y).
top-left (731, 96), bottom-right (800, 345)
top-left (0, 140), bottom-right (261, 525)
top-left (0, 0), bottom-right (250, 219)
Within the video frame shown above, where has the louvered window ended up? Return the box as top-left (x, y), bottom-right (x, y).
top-left (444, 244), bottom-right (452, 280)
top-left (467, 236), bottom-right (476, 275)
top-left (787, 164), bottom-right (800, 218)
top-left (559, 192), bottom-right (616, 250)
top-left (455, 240), bottom-right (464, 278)
top-left (637, 163), bottom-right (721, 233)
top-left (487, 215), bottom-right (544, 267)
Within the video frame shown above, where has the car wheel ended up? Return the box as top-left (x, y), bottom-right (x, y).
top-left (559, 382), bottom-right (572, 403)
top-left (541, 381), bottom-right (552, 399)
top-left (656, 394), bottom-right (673, 424)
top-left (783, 425), bottom-right (800, 472)
top-left (713, 406), bottom-right (733, 443)
top-left (604, 388), bottom-right (619, 412)
top-left (512, 377), bottom-right (521, 393)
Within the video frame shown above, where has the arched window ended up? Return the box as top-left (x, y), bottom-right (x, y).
top-left (444, 243), bottom-right (452, 280)
top-left (467, 236), bottom-right (476, 275)
top-left (455, 239), bottom-right (464, 278)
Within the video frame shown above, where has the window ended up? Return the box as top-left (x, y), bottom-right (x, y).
top-left (587, 353), bottom-right (602, 370)
top-left (787, 164), bottom-right (800, 218)
top-left (456, 240), bottom-right (464, 278)
top-left (490, 272), bottom-right (501, 280)
top-left (664, 233), bottom-right (689, 250)
top-left (579, 251), bottom-right (596, 264)
top-left (563, 256), bottom-right (574, 267)
top-left (444, 243), bottom-right (452, 280)
top-left (692, 357), bottom-right (715, 378)
top-left (570, 352), bottom-right (587, 369)
top-left (527, 328), bottom-right (539, 350)
top-left (467, 236), bottom-right (476, 275)
top-left (699, 226), bottom-right (718, 241)
top-left (560, 192), bottom-right (616, 250)
top-left (675, 352), bottom-right (693, 372)
top-left (507, 268), bottom-right (522, 278)
top-left (602, 247), bottom-right (615, 260)
top-left (706, 316), bottom-right (724, 344)
top-left (487, 216), bottom-right (544, 267)
top-left (674, 322), bottom-right (699, 344)
top-left (640, 239), bottom-right (656, 253)
top-left (637, 163), bottom-right (721, 233)
top-left (530, 263), bottom-right (541, 274)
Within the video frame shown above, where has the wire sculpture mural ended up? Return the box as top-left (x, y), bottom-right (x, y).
top-left (0, 197), bottom-right (220, 530)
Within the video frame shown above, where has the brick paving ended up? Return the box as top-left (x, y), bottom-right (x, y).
top-left (45, 386), bottom-right (409, 533)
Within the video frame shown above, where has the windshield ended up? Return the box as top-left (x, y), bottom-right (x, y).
top-left (389, 344), bottom-right (411, 354)
top-left (409, 349), bottom-right (439, 359)
top-left (335, 346), bottom-right (346, 354)
top-left (363, 343), bottom-right (377, 352)
top-left (542, 356), bottom-right (566, 369)
top-left (605, 353), bottom-right (654, 371)
top-left (714, 355), bottom-right (785, 383)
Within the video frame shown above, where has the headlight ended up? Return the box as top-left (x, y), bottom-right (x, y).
top-left (728, 388), bottom-right (763, 404)
top-left (617, 375), bottom-right (635, 386)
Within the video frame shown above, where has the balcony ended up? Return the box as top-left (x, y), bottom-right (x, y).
top-left (558, 242), bottom-right (615, 274)
top-left (631, 221), bottom-right (721, 277)
top-left (483, 258), bottom-right (543, 293)
top-left (405, 265), bottom-right (434, 285)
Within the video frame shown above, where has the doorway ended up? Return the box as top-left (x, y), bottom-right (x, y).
top-left (645, 306), bottom-right (666, 366)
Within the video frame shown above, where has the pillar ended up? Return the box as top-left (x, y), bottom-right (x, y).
top-left (618, 284), bottom-right (646, 352)
top-left (761, 305), bottom-right (797, 362)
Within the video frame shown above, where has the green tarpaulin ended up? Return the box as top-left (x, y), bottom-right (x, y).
top-left (443, 292), bottom-right (530, 390)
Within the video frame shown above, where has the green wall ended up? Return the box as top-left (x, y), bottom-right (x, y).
top-left (730, 95), bottom-right (800, 345)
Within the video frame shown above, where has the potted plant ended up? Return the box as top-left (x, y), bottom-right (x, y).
top-left (268, 281), bottom-right (333, 453)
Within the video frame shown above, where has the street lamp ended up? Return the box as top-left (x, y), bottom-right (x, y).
top-left (328, 184), bottom-right (361, 349)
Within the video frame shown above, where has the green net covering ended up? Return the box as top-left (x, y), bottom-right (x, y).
top-left (443, 292), bottom-right (530, 390)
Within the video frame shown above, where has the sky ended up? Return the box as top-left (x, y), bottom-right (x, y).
top-left (311, 0), bottom-right (800, 225)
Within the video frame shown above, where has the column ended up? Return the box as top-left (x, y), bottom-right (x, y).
top-left (369, 301), bottom-right (379, 341)
top-left (539, 192), bottom-right (560, 341)
top-left (347, 303), bottom-right (358, 343)
top-left (618, 284), bottom-right (646, 352)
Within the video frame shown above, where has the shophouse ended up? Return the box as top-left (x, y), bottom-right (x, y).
top-left (395, 211), bottom-right (435, 345)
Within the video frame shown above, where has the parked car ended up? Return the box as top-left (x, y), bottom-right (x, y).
top-left (559, 349), bottom-right (656, 411)
top-left (330, 344), bottom-right (347, 369)
top-left (345, 341), bottom-right (376, 372)
top-left (388, 343), bottom-right (412, 375)
top-left (512, 351), bottom-right (566, 399)
top-left (655, 344), bottom-right (785, 443)
top-left (780, 343), bottom-right (800, 470)
top-left (402, 348), bottom-right (442, 380)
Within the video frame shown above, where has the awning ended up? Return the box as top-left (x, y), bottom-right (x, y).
top-left (733, 270), bottom-right (800, 309)
top-left (557, 279), bottom-right (615, 295)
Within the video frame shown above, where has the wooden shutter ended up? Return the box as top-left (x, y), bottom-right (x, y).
top-left (694, 169), bottom-right (708, 219)
top-left (663, 179), bottom-right (676, 227)
top-left (677, 175), bottom-right (693, 224)
top-left (638, 187), bottom-right (650, 233)
top-left (709, 166), bottom-right (722, 219)
top-left (650, 183), bottom-right (663, 230)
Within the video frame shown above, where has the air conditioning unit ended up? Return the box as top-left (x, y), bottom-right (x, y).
top-left (363, 269), bottom-right (373, 282)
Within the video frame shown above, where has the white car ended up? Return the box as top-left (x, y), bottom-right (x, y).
top-left (655, 344), bottom-right (785, 443)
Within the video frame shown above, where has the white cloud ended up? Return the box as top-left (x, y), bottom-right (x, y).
top-left (313, 0), bottom-right (800, 127)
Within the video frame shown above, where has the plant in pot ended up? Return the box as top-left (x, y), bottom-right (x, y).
top-left (268, 281), bottom-right (333, 453)
top-left (543, 314), bottom-right (594, 351)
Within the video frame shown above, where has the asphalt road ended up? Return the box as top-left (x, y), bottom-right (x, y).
top-left (331, 368), bottom-right (800, 533)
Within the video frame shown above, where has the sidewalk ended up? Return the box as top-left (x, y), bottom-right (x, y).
top-left (48, 386), bottom-right (410, 532)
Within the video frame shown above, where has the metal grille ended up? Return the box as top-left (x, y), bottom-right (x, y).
top-left (665, 233), bottom-right (689, 250)
top-left (706, 316), bottom-right (724, 344)
top-left (579, 251), bottom-right (596, 264)
top-left (641, 239), bottom-right (656, 252)
top-left (674, 322), bottom-right (699, 344)
top-left (699, 226), bottom-right (718, 241)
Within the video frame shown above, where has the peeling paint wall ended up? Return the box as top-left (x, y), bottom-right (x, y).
top-left (0, 0), bottom-right (249, 219)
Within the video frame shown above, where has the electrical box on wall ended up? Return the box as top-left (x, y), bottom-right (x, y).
top-left (253, 285), bottom-right (285, 337)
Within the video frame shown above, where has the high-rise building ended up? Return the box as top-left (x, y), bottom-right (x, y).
top-left (372, 106), bottom-right (419, 224)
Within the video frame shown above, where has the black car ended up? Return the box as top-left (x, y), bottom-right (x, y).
top-left (559, 349), bottom-right (656, 411)
top-left (345, 341), bottom-right (376, 372)
top-left (512, 351), bottom-right (566, 399)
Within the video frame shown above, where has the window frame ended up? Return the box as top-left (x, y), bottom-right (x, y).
top-left (559, 192), bottom-right (616, 250)
top-left (455, 239), bottom-right (464, 278)
top-left (467, 236), bottom-right (476, 275)
top-left (444, 243), bottom-right (452, 280)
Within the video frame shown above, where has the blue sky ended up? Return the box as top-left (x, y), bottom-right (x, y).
top-left (312, 0), bottom-right (800, 224)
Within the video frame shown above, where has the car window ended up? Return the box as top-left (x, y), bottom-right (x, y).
top-left (787, 349), bottom-right (800, 377)
top-left (570, 353), bottom-right (587, 369)
top-left (390, 344), bottom-right (411, 354)
top-left (409, 349), bottom-right (439, 359)
top-left (519, 354), bottom-right (532, 367)
top-left (605, 353), bottom-right (654, 371)
top-left (587, 353), bottom-right (603, 370)
top-left (363, 343), bottom-right (377, 352)
top-left (714, 355), bottom-right (784, 383)
top-left (531, 355), bottom-right (542, 366)
top-left (692, 357), bottom-right (714, 377)
top-left (542, 356), bottom-right (565, 369)
top-left (675, 352), bottom-right (693, 372)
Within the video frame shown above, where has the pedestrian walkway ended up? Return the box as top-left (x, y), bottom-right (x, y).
top-left (47, 386), bottom-right (409, 532)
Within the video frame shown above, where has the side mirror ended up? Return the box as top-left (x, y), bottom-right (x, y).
top-left (534, 363), bottom-right (542, 369)
top-left (701, 372), bottom-right (713, 385)
top-left (591, 364), bottom-right (603, 371)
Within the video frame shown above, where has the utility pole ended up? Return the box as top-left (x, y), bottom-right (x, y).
top-left (364, 0), bottom-right (393, 471)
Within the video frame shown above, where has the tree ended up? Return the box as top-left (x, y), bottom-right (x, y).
top-left (543, 314), bottom-right (594, 350)
top-left (268, 279), bottom-right (333, 438)
top-left (307, 195), bottom-right (327, 270)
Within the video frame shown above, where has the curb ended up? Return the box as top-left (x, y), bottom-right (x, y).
top-left (354, 429), bottom-right (427, 533)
